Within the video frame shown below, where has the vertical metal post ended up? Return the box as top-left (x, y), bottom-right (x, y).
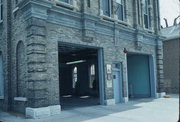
top-left (98, 48), bottom-right (105, 105)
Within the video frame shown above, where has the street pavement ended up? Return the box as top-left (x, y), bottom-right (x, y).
top-left (0, 94), bottom-right (179, 122)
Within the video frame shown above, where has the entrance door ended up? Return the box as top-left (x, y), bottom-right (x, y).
top-left (127, 55), bottom-right (151, 98)
top-left (113, 68), bottom-right (122, 103)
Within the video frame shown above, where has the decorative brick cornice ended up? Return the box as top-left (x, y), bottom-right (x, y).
top-left (18, 0), bottom-right (163, 46)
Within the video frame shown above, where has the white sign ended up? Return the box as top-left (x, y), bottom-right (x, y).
top-left (107, 64), bottom-right (112, 74)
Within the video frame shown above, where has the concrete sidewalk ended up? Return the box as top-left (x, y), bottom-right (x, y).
top-left (0, 94), bottom-right (179, 122)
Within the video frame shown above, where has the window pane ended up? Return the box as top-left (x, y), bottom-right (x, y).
top-left (142, 0), bottom-right (148, 14)
top-left (103, 0), bottom-right (110, 16)
top-left (72, 67), bottom-right (77, 88)
top-left (90, 65), bottom-right (95, 75)
top-left (137, 0), bottom-right (140, 24)
top-left (117, 4), bottom-right (124, 21)
top-left (148, 9), bottom-right (151, 27)
top-left (143, 0), bottom-right (150, 28)
top-left (145, 0), bottom-right (148, 14)
top-left (89, 65), bottom-right (95, 88)
top-left (144, 14), bottom-right (148, 28)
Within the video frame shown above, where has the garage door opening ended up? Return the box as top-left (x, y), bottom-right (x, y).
top-left (58, 42), bottom-right (103, 110)
top-left (127, 55), bottom-right (151, 98)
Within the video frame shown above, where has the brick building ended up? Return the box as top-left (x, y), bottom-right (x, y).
top-left (161, 24), bottom-right (180, 94)
top-left (0, 0), bottom-right (164, 118)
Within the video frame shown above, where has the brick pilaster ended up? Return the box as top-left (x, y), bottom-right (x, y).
top-left (156, 44), bottom-right (165, 92)
top-left (26, 18), bottom-right (48, 108)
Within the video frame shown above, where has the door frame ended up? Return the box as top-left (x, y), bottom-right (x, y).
top-left (98, 48), bottom-right (105, 105)
top-left (113, 68), bottom-right (123, 104)
top-left (58, 42), bottom-right (105, 105)
top-left (112, 63), bottom-right (123, 103)
top-left (126, 53), bottom-right (156, 99)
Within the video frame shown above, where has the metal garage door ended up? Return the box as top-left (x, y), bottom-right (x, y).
top-left (127, 55), bottom-right (151, 98)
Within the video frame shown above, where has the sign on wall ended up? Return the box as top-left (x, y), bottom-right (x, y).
top-left (106, 64), bottom-right (112, 81)
top-left (106, 64), bottom-right (112, 74)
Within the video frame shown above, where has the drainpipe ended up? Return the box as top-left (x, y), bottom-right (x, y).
top-left (7, 0), bottom-right (12, 111)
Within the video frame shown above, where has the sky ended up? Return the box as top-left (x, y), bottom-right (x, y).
top-left (160, 0), bottom-right (180, 27)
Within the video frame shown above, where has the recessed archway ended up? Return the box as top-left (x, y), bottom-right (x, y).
top-left (16, 41), bottom-right (26, 97)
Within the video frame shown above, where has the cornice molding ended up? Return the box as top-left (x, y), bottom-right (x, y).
top-left (18, 0), bottom-right (162, 46)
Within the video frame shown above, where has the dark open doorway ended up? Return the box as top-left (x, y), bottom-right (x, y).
top-left (58, 42), bottom-right (101, 110)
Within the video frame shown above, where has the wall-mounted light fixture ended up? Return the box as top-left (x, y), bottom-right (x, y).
top-left (123, 48), bottom-right (128, 54)
top-left (66, 60), bottom-right (86, 65)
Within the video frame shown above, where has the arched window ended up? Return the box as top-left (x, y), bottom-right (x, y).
top-left (16, 41), bottom-right (25, 97)
top-left (72, 67), bottom-right (77, 88)
top-left (89, 64), bottom-right (95, 88)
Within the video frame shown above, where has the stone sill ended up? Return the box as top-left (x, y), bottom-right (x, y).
top-left (101, 15), bottom-right (115, 22)
top-left (14, 97), bottom-right (28, 102)
top-left (54, 0), bottom-right (75, 10)
top-left (144, 27), bottom-right (154, 33)
top-left (100, 15), bottom-right (129, 26)
top-left (116, 19), bottom-right (129, 26)
top-left (0, 20), bottom-right (3, 24)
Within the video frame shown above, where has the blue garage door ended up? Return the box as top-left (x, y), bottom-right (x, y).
top-left (127, 55), bottom-right (151, 98)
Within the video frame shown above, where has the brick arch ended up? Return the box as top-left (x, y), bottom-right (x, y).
top-left (16, 41), bottom-right (26, 97)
